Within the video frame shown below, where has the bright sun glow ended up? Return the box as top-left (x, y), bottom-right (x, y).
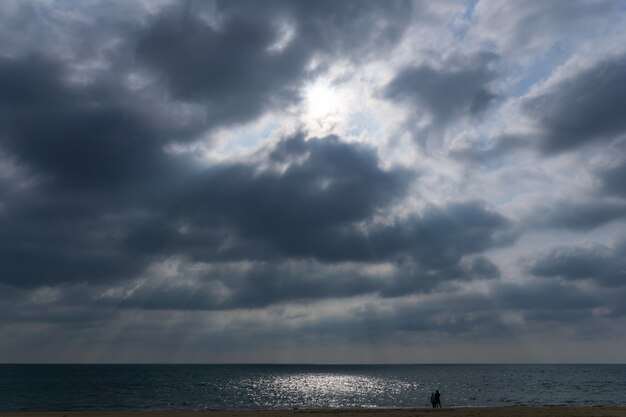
top-left (304, 81), bottom-right (343, 131)
top-left (306, 83), bottom-right (339, 117)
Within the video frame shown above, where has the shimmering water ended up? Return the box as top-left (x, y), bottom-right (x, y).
top-left (1, 364), bottom-right (625, 411)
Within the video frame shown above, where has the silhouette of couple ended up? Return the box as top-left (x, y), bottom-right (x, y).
top-left (430, 390), bottom-right (441, 408)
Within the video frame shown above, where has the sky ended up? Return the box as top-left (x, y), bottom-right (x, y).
top-left (1, 0), bottom-right (626, 363)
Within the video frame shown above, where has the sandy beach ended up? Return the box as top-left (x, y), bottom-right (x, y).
top-left (2, 408), bottom-right (626, 417)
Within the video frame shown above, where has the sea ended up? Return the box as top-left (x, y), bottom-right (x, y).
top-left (1, 364), bottom-right (625, 411)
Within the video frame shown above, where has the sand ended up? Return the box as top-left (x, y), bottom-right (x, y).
top-left (2, 408), bottom-right (626, 417)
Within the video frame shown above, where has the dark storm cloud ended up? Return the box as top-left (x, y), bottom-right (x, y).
top-left (384, 52), bottom-right (499, 128)
top-left (0, 0), bottom-right (413, 291)
top-left (524, 240), bottom-right (626, 287)
top-left (1, 0), bottom-right (415, 190)
top-left (0, 55), bottom-right (191, 191)
top-left (0, 53), bottom-right (194, 288)
top-left (105, 133), bottom-right (516, 310)
top-left (370, 201), bottom-right (514, 269)
top-left (3, 1), bottom-right (624, 364)
top-left (0, 194), bottom-right (149, 288)
top-left (0, 111), bottom-right (513, 293)
top-left (523, 54), bottom-right (626, 154)
top-left (126, 133), bottom-right (411, 261)
top-left (136, 0), bottom-right (413, 125)
top-left (214, 0), bottom-right (412, 58)
top-left (0, 31), bottom-right (440, 293)
top-left (135, 7), bottom-right (305, 124)
top-left (128, 133), bottom-right (514, 265)
top-left (0, 48), bottom-right (210, 288)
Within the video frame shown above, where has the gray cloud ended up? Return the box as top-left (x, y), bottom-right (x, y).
top-left (0, 190), bottom-right (149, 288)
top-left (523, 54), bottom-right (626, 154)
top-left (0, 0), bottom-right (414, 291)
top-left (448, 134), bottom-right (529, 166)
top-left (524, 240), bottom-right (626, 287)
top-left (215, 0), bottom-right (413, 58)
top-left (457, 54), bottom-right (626, 167)
top-left (0, 0), bottom-right (415, 191)
top-left (128, 133), bottom-right (514, 267)
top-left (136, 0), bottom-right (412, 126)
top-left (135, 6), bottom-right (306, 125)
top-left (5, 270), bottom-right (610, 349)
top-left (2, 0), bottom-right (626, 362)
top-left (0, 55), bottom-right (194, 192)
top-left (384, 52), bottom-right (499, 129)
top-left (94, 253), bottom-right (501, 312)
top-left (95, 275), bottom-right (615, 344)
top-left (115, 132), bottom-right (514, 312)
top-left (528, 198), bottom-right (626, 231)
top-left (0, 53), bottom-right (194, 288)
top-left (473, 0), bottom-right (622, 55)
top-left (456, 54), bottom-right (626, 165)
top-left (598, 160), bottom-right (626, 198)
top-left (0, 121), bottom-right (514, 293)
top-left (126, 133), bottom-right (412, 261)
top-left (3, 253), bottom-right (624, 362)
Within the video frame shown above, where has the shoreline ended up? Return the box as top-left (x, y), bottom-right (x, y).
top-left (2, 407), bottom-right (626, 417)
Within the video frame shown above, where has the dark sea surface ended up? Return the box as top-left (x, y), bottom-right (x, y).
top-left (1, 364), bottom-right (625, 411)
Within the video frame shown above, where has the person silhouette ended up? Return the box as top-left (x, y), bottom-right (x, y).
top-left (430, 392), bottom-right (436, 408)
top-left (434, 390), bottom-right (441, 408)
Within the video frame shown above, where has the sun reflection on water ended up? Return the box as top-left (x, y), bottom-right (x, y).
top-left (276, 373), bottom-right (377, 394)
top-left (259, 373), bottom-right (397, 408)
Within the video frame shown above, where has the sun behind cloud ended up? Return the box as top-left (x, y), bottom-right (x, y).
top-left (304, 79), bottom-right (344, 134)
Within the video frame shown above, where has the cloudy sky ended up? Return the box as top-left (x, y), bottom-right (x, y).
top-left (1, 0), bottom-right (626, 363)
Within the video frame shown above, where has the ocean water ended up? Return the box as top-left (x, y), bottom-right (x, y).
top-left (1, 364), bottom-right (625, 411)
